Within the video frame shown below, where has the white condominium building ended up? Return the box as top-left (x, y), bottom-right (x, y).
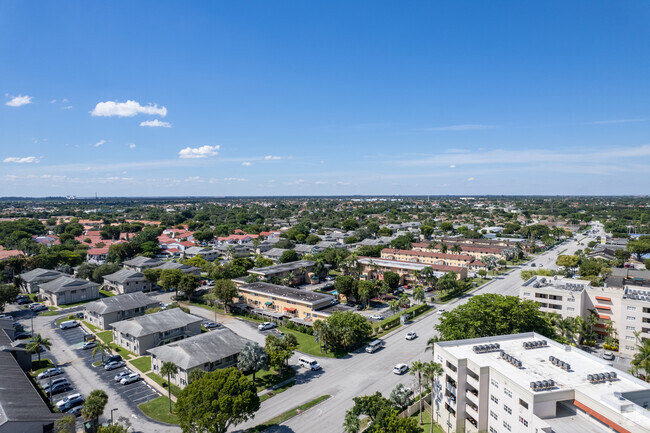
top-left (519, 275), bottom-right (650, 356)
top-left (433, 333), bottom-right (650, 433)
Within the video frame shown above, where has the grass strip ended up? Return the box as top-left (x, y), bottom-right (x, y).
top-left (131, 356), bottom-right (152, 373)
top-left (96, 330), bottom-right (113, 344)
top-left (147, 372), bottom-right (182, 397)
top-left (247, 395), bottom-right (331, 432)
top-left (100, 289), bottom-right (116, 297)
top-left (138, 396), bottom-right (179, 424)
top-left (31, 358), bottom-right (55, 375)
top-left (259, 380), bottom-right (295, 403)
top-left (245, 368), bottom-right (295, 392)
top-left (82, 320), bottom-right (102, 333)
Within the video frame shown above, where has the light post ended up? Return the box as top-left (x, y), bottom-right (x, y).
top-left (110, 408), bottom-right (118, 425)
top-left (30, 308), bottom-right (34, 335)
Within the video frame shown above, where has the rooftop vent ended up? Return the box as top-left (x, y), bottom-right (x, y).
top-left (587, 372), bottom-right (618, 384)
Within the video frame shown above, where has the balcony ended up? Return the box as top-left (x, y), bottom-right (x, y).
top-left (466, 388), bottom-right (478, 407)
top-left (446, 382), bottom-right (457, 397)
top-left (465, 416), bottom-right (478, 432)
top-left (467, 372), bottom-right (479, 389)
top-left (466, 402), bottom-right (479, 420)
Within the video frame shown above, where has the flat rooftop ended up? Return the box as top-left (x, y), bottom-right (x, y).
top-left (357, 256), bottom-right (464, 273)
top-left (239, 282), bottom-right (333, 305)
top-left (249, 260), bottom-right (315, 275)
top-left (521, 275), bottom-right (590, 292)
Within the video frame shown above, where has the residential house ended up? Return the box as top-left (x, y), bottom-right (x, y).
top-left (39, 276), bottom-right (100, 306)
top-left (18, 268), bottom-right (63, 294)
top-left (262, 248), bottom-right (287, 261)
top-left (84, 292), bottom-right (160, 330)
top-left (87, 247), bottom-right (109, 264)
top-left (122, 256), bottom-right (164, 272)
top-left (103, 269), bottom-right (153, 294)
top-left (111, 308), bottom-right (202, 356)
top-left (148, 328), bottom-right (251, 389)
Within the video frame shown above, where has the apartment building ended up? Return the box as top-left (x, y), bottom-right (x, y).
top-left (39, 276), bottom-right (100, 306)
top-left (102, 269), bottom-right (153, 294)
top-left (111, 308), bottom-right (202, 356)
top-left (519, 275), bottom-right (650, 356)
top-left (247, 260), bottom-right (318, 285)
top-left (122, 256), bottom-right (163, 272)
top-left (183, 246), bottom-right (219, 261)
top-left (433, 333), bottom-right (650, 433)
top-left (84, 292), bottom-right (160, 330)
top-left (413, 242), bottom-right (504, 261)
top-left (381, 248), bottom-right (486, 271)
top-left (18, 268), bottom-right (63, 294)
top-left (356, 256), bottom-right (467, 286)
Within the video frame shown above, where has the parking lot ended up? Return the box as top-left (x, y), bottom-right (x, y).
top-left (42, 323), bottom-right (160, 420)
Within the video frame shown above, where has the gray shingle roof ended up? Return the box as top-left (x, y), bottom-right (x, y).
top-left (147, 328), bottom-right (251, 370)
top-left (19, 268), bottom-right (63, 282)
top-left (103, 269), bottom-right (145, 283)
top-left (122, 256), bottom-right (163, 267)
top-left (85, 292), bottom-right (159, 315)
top-left (155, 262), bottom-right (199, 273)
top-left (111, 308), bottom-right (202, 337)
top-left (249, 260), bottom-right (315, 276)
top-left (39, 276), bottom-right (99, 294)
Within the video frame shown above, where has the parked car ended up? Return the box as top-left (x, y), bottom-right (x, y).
top-left (393, 363), bottom-right (408, 375)
top-left (47, 382), bottom-right (71, 396)
top-left (28, 303), bottom-right (41, 309)
top-left (203, 322), bottom-right (221, 329)
top-left (75, 312), bottom-right (85, 319)
top-left (258, 322), bottom-right (276, 331)
top-left (14, 332), bottom-right (32, 340)
top-left (120, 373), bottom-right (141, 385)
top-left (114, 371), bottom-right (132, 382)
top-left (37, 367), bottom-right (63, 380)
top-left (437, 309), bottom-right (446, 314)
top-left (370, 314), bottom-right (383, 321)
top-left (102, 355), bottom-right (123, 366)
top-left (32, 305), bottom-right (48, 312)
top-left (81, 341), bottom-right (97, 350)
top-left (330, 299), bottom-right (340, 305)
top-left (603, 351), bottom-right (615, 361)
top-left (42, 378), bottom-right (68, 392)
top-left (59, 396), bottom-right (85, 413)
top-left (405, 332), bottom-right (417, 341)
top-left (345, 302), bottom-right (356, 307)
top-left (56, 393), bottom-right (82, 408)
top-left (531, 263), bottom-right (536, 267)
top-left (66, 405), bottom-right (83, 417)
top-left (104, 360), bottom-right (126, 371)
top-left (59, 320), bottom-right (80, 330)
top-left (17, 297), bottom-right (31, 305)
top-left (356, 304), bottom-right (364, 311)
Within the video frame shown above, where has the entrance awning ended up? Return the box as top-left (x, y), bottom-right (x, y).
top-left (284, 307), bottom-right (297, 312)
top-left (264, 301), bottom-right (273, 306)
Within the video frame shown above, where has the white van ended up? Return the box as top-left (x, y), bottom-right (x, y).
top-left (298, 356), bottom-right (321, 371)
top-left (365, 339), bottom-right (384, 353)
top-left (59, 320), bottom-right (79, 330)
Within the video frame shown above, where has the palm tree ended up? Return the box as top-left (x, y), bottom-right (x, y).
top-left (410, 360), bottom-right (426, 424)
top-left (82, 389), bottom-right (108, 433)
top-left (91, 340), bottom-right (111, 364)
top-left (237, 342), bottom-right (269, 383)
top-left (423, 362), bottom-right (443, 433)
top-left (26, 334), bottom-right (52, 364)
top-left (160, 361), bottom-right (178, 413)
top-left (388, 299), bottom-right (400, 315)
top-left (631, 339), bottom-right (650, 382)
top-left (440, 243), bottom-right (448, 254)
top-left (425, 336), bottom-right (441, 357)
top-left (451, 244), bottom-right (462, 254)
top-left (413, 286), bottom-right (426, 304)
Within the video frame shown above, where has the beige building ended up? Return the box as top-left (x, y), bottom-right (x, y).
top-left (248, 260), bottom-right (318, 285)
top-left (413, 242), bottom-right (504, 261)
top-left (111, 308), bottom-right (202, 356)
top-left (102, 269), bottom-right (153, 294)
top-left (356, 256), bottom-right (467, 286)
top-left (434, 333), bottom-right (650, 433)
top-left (381, 248), bottom-right (486, 270)
top-left (39, 276), bottom-right (100, 306)
top-left (84, 292), bottom-right (160, 330)
top-left (148, 328), bottom-right (251, 389)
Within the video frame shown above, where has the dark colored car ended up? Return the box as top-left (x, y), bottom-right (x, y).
top-left (17, 297), bottom-right (31, 305)
top-left (14, 332), bottom-right (32, 340)
top-left (46, 382), bottom-right (71, 396)
top-left (102, 354), bottom-right (123, 366)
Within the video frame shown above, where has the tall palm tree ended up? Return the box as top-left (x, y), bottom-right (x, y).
top-left (631, 339), bottom-right (650, 382)
top-left (410, 360), bottom-right (426, 424)
top-left (160, 361), bottom-right (178, 413)
top-left (451, 244), bottom-right (462, 254)
top-left (413, 286), bottom-right (426, 304)
top-left (91, 340), bottom-right (111, 364)
top-left (82, 389), bottom-right (108, 433)
top-left (423, 362), bottom-right (443, 433)
top-left (26, 334), bottom-right (52, 364)
top-left (440, 243), bottom-right (448, 254)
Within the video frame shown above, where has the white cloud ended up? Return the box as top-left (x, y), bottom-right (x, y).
top-left (315, 181), bottom-right (328, 185)
top-left (584, 118), bottom-right (647, 125)
top-left (90, 100), bottom-right (167, 117)
top-left (62, 105), bottom-right (73, 110)
top-left (93, 140), bottom-right (106, 147)
top-left (419, 124), bottom-right (496, 131)
top-left (449, 164), bottom-right (456, 168)
top-left (467, 177), bottom-right (476, 182)
top-left (242, 162), bottom-right (252, 166)
top-left (3, 156), bottom-right (40, 163)
top-left (129, 143), bottom-right (136, 149)
top-left (178, 145), bottom-right (220, 159)
top-left (140, 119), bottom-right (172, 128)
top-left (50, 99), bottom-right (57, 104)
top-left (263, 155), bottom-right (292, 161)
top-left (5, 95), bottom-right (33, 107)
top-left (223, 177), bottom-right (247, 182)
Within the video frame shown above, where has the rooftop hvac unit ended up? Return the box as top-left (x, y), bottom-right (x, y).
top-left (549, 355), bottom-right (556, 362)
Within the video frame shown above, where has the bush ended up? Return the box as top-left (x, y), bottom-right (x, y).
top-left (603, 343), bottom-right (619, 351)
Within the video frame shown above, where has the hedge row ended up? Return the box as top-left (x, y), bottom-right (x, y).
top-left (377, 303), bottom-right (431, 331)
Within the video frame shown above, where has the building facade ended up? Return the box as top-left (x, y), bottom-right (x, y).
top-left (39, 276), bottom-right (100, 306)
top-left (84, 292), bottom-right (160, 330)
top-left (102, 269), bottom-right (153, 294)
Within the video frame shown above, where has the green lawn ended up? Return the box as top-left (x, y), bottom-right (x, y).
top-left (131, 356), bottom-right (152, 373)
top-left (245, 368), bottom-right (295, 392)
top-left (38, 310), bottom-right (60, 316)
top-left (110, 343), bottom-right (135, 360)
top-left (100, 289), bottom-right (115, 297)
top-left (31, 358), bottom-right (55, 375)
top-left (278, 327), bottom-right (344, 358)
top-left (96, 330), bottom-right (113, 344)
top-left (138, 396), bottom-right (179, 424)
top-left (188, 301), bottom-right (224, 315)
top-left (409, 410), bottom-right (445, 433)
top-left (247, 395), bottom-right (331, 432)
top-left (82, 320), bottom-right (102, 333)
top-left (259, 380), bottom-right (295, 403)
top-left (147, 372), bottom-right (182, 397)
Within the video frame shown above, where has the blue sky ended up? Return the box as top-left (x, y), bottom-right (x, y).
top-left (1, 1), bottom-right (650, 196)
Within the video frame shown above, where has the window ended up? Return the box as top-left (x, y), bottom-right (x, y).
top-left (626, 325), bottom-right (636, 331)
top-left (519, 399), bottom-right (529, 409)
top-left (504, 388), bottom-right (512, 397)
top-left (627, 306), bottom-right (637, 311)
top-left (491, 395), bottom-right (499, 404)
top-left (567, 307), bottom-right (575, 312)
top-left (627, 316), bottom-right (636, 321)
top-left (504, 405), bottom-right (512, 415)
top-left (491, 379), bottom-right (499, 388)
top-left (519, 416), bottom-right (528, 427)
top-left (567, 297), bottom-right (575, 302)
top-left (523, 292), bottom-right (530, 296)
top-left (489, 427), bottom-right (498, 433)
top-left (626, 335), bottom-right (635, 341)
top-left (626, 345), bottom-right (635, 350)
top-left (490, 411), bottom-right (498, 420)
top-left (503, 421), bottom-right (511, 431)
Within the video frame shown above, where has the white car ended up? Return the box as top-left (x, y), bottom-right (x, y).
top-left (370, 314), bottom-right (383, 321)
top-left (120, 373), bottom-right (141, 385)
top-left (437, 309), bottom-right (446, 314)
top-left (258, 322), bottom-right (276, 331)
top-left (114, 371), bottom-right (132, 382)
top-left (56, 393), bottom-right (81, 408)
top-left (393, 363), bottom-right (408, 375)
top-left (603, 351), bottom-right (615, 361)
top-left (405, 332), bottom-right (417, 341)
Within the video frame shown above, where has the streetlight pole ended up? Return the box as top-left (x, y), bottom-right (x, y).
top-left (30, 308), bottom-right (34, 336)
top-left (110, 408), bottom-right (118, 425)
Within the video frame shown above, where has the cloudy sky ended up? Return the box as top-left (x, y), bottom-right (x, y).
top-left (1, 1), bottom-right (650, 196)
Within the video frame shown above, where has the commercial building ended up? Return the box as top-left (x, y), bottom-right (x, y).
top-left (356, 256), bottom-right (467, 285)
top-left (102, 269), bottom-right (153, 294)
top-left (148, 328), bottom-right (251, 389)
top-left (519, 275), bottom-right (650, 356)
top-left (18, 268), bottom-right (63, 294)
top-left (39, 276), bottom-right (100, 306)
top-left (433, 333), bottom-right (650, 433)
top-left (84, 292), bottom-right (160, 330)
top-left (111, 308), bottom-right (202, 356)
